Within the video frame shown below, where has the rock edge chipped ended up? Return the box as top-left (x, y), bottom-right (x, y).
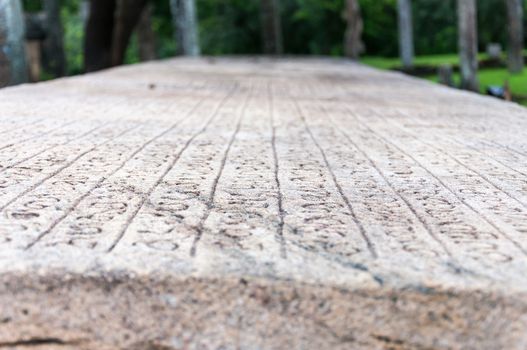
top-left (1, 271), bottom-right (527, 350)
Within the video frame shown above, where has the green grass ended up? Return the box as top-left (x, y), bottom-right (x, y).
top-left (360, 56), bottom-right (402, 70)
top-left (480, 69), bottom-right (527, 96)
top-left (425, 68), bottom-right (527, 97)
top-left (361, 53), bottom-right (489, 70)
top-left (362, 52), bottom-right (527, 105)
top-left (362, 49), bottom-right (527, 69)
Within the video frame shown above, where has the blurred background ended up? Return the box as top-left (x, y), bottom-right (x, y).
top-left (1, 0), bottom-right (527, 104)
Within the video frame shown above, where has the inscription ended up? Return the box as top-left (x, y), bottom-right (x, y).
top-left (0, 59), bottom-right (527, 284)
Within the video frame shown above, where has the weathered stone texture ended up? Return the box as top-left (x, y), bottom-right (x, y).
top-left (0, 58), bottom-right (527, 349)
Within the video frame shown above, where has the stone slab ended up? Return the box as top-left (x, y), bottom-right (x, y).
top-left (0, 58), bottom-right (527, 349)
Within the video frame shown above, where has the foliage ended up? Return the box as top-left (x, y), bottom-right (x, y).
top-left (197, 0), bottom-right (261, 55)
top-left (61, 0), bottom-right (84, 75)
top-left (283, 0), bottom-right (346, 55)
top-left (19, 0), bottom-right (527, 76)
top-left (413, 0), bottom-right (457, 55)
top-left (477, 0), bottom-right (507, 51)
top-left (22, 0), bottom-right (42, 12)
top-left (360, 0), bottom-right (398, 57)
top-left (151, 0), bottom-right (176, 58)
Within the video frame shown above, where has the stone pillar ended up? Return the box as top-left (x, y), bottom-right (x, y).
top-left (260, 0), bottom-right (283, 55)
top-left (0, 0), bottom-right (28, 87)
top-left (24, 12), bottom-right (46, 82)
top-left (397, 0), bottom-right (414, 69)
top-left (438, 64), bottom-right (454, 87)
top-left (137, 4), bottom-right (157, 62)
top-left (457, 0), bottom-right (479, 92)
top-left (25, 40), bottom-right (41, 82)
top-left (170, 0), bottom-right (201, 56)
top-left (42, 0), bottom-right (66, 77)
top-left (344, 0), bottom-right (364, 60)
top-left (505, 0), bottom-right (524, 73)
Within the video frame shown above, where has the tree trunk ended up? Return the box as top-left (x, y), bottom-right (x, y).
top-left (344, 0), bottom-right (364, 59)
top-left (42, 0), bottom-right (66, 77)
top-left (397, 0), bottom-right (414, 69)
top-left (260, 0), bottom-right (283, 55)
top-left (0, 0), bottom-right (28, 87)
top-left (137, 4), bottom-right (157, 61)
top-left (457, 0), bottom-right (479, 92)
top-left (438, 64), bottom-right (454, 87)
top-left (25, 41), bottom-right (41, 82)
top-left (505, 0), bottom-right (524, 73)
top-left (112, 0), bottom-right (148, 66)
top-left (85, 0), bottom-right (149, 72)
top-left (170, 0), bottom-right (200, 56)
top-left (84, 0), bottom-right (116, 72)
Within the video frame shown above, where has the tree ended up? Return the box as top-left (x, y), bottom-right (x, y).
top-left (457, 0), bottom-right (479, 92)
top-left (344, 0), bottom-right (364, 59)
top-left (42, 0), bottom-right (66, 77)
top-left (505, 0), bottom-right (524, 73)
top-left (397, 0), bottom-right (414, 69)
top-left (137, 3), bottom-right (157, 61)
top-left (84, 0), bottom-right (147, 72)
top-left (260, 0), bottom-right (282, 55)
top-left (84, 0), bottom-right (116, 72)
top-left (170, 0), bottom-right (200, 56)
top-left (112, 0), bottom-right (148, 65)
top-left (0, 0), bottom-right (28, 86)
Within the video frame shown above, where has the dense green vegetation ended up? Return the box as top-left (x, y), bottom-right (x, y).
top-left (20, 0), bottom-right (527, 76)
top-left (22, 0), bottom-right (527, 104)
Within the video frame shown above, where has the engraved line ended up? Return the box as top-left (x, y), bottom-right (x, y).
top-left (324, 108), bottom-right (453, 257)
top-left (349, 111), bottom-right (527, 256)
top-left (0, 122), bottom-right (110, 174)
top-left (0, 118), bottom-right (43, 136)
top-left (387, 109), bottom-right (527, 179)
top-left (293, 98), bottom-right (378, 259)
top-left (26, 86), bottom-right (222, 249)
top-left (189, 83), bottom-right (253, 257)
top-left (443, 138), bottom-right (527, 179)
top-left (379, 113), bottom-right (527, 210)
top-left (387, 109), bottom-right (527, 162)
top-left (8, 88), bottom-right (211, 216)
top-left (1, 124), bottom-right (140, 213)
top-left (486, 140), bottom-right (527, 158)
top-left (107, 83), bottom-right (240, 252)
top-left (24, 126), bottom-right (145, 249)
top-left (326, 107), bottom-right (453, 258)
top-left (0, 120), bottom-right (78, 152)
top-left (268, 81), bottom-right (287, 259)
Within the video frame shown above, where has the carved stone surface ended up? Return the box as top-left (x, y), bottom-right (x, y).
top-left (0, 58), bottom-right (527, 349)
